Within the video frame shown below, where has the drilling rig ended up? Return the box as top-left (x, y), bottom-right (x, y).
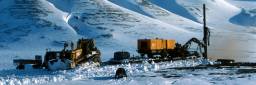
top-left (107, 4), bottom-right (210, 64)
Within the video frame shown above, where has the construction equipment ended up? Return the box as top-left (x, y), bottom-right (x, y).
top-left (105, 37), bottom-right (206, 65)
top-left (13, 55), bottom-right (42, 69)
top-left (137, 39), bottom-right (176, 57)
top-left (13, 38), bottom-right (101, 70)
top-left (105, 4), bottom-right (210, 65)
top-left (136, 38), bottom-right (204, 60)
top-left (106, 51), bottom-right (131, 64)
top-left (136, 4), bottom-right (210, 60)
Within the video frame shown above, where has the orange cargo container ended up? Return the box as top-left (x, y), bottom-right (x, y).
top-left (166, 40), bottom-right (176, 49)
top-left (150, 39), bottom-right (164, 50)
top-left (138, 39), bottom-right (176, 53)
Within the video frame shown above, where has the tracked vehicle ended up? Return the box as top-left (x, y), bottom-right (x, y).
top-left (106, 37), bottom-right (207, 65)
top-left (13, 38), bottom-right (101, 70)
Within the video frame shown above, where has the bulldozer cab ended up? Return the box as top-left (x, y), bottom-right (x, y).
top-left (77, 39), bottom-right (96, 49)
top-left (76, 38), bottom-right (101, 63)
top-left (43, 51), bottom-right (61, 67)
top-left (77, 38), bottom-right (99, 55)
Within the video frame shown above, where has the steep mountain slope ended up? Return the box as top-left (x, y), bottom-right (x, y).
top-left (230, 9), bottom-right (256, 27)
top-left (165, 0), bottom-right (256, 61)
top-left (0, 0), bottom-right (78, 51)
top-left (109, 0), bottom-right (202, 32)
top-left (1, 0), bottom-right (256, 85)
top-left (148, 0), bottom-right (199, 22)
top-left (175, 0), bottom-right (241, 29)
top-left (48, 0), bottom-right (197, 60)
top-left (0, 0), bottom-right (197, 62)
top-left (106, 0), bottom-right (256, 61)
top-left (227, 0), bottom-right (256, 27)
top-left (0, 0), bottom-right (80, 70)
top-left (0, 0), bottom-right (256, 65)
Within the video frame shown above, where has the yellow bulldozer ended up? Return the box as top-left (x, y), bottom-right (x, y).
top-left (13, 38), bottom-right (101, 70)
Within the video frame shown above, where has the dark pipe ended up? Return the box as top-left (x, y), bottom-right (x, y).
top-left (203, 4), bottom-right (210, 59)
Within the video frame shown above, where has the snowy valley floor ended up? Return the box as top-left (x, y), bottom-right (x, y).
top-left (1, 0), bottom-right (256, 85)
top-left (1, 59), bottom-right (256, 85)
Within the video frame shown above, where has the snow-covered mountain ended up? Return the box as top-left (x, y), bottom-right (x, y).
top-left (1, 0), bottom-right (256, 85)
top-left (0, 0), bottom-right (256, 63)
top-left (1, 0), bottom-right (256, 64)
top-left (0, 0), bottom-right (198, 61)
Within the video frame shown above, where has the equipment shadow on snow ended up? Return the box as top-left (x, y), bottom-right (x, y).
top-left (0, 69), bottom-right (65, 77)
top-left (91, 76), bottom-right (115, 80)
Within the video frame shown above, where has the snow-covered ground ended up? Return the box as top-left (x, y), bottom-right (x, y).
top-left (2, 59), bottom-right (256, 85)
top-left (1, 0), bottom-right (256, 85)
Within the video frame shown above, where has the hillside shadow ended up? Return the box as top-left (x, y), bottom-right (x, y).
top-left (149, 0), bottom-right (199, 22)
top-left (230, 9), bottom-right (256, 27)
